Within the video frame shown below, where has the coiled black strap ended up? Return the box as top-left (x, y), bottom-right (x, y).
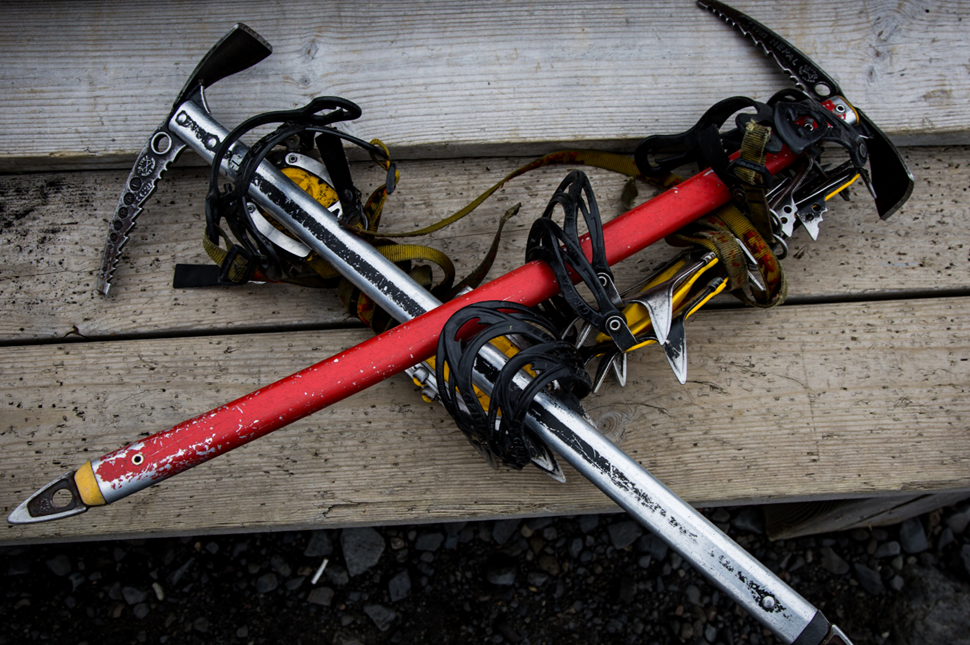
top-left (435, 301), bottom-right (591, 469)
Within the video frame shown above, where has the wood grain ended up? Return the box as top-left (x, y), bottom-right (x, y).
top-left (1, 147), bottom-right (967, 343)
top-left (2, 296), bottom-right (968, 544)
top-left (1, 0), bottom-right (968, 171)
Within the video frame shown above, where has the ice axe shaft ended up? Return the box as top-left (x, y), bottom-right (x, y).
top-left (19, 97), bottom-right (825, 641)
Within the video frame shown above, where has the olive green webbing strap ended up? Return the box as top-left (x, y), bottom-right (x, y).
top-left (667, 122), bottom-right (787, 308)
top-left (374, 150), bottom-right (677, 239)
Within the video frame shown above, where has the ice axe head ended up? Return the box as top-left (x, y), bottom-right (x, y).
top-left (95, 23), bottom-right (273, 296)
top-left (173, 23), bottom-right (272, 108)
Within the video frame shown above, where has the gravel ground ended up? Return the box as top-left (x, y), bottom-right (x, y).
top-left (3, 502), bottom-right (969, 645)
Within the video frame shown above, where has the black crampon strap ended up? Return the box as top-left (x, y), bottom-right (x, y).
top-left (525, 170), bottom-right (636, 351)
top-left (202, 96), bottom-right (394, 285)
top-left (435, 301), bottom-right (591, 470)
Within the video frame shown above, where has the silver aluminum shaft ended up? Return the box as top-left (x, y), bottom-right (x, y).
top-left (169, 98), bottom-right (823, 644)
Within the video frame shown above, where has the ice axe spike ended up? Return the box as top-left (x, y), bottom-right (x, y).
top-left (95, 24), bottom-right (271, 296)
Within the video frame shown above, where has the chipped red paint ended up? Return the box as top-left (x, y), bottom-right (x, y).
top-left (91, 148), bottom-right (797, 500)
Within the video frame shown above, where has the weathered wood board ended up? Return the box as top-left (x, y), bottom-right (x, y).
top-left (1, 0), bottom-right (969, 171)
top-left (2, 296), bottom-right (968, 545)
top-left (1, 147), bottom-right (967, 343)
top-left (2, 0), bottom-right (969, 543)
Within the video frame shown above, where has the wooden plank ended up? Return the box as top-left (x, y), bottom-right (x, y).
top-left (764, 490), bottom-right (970, 539)
top-left (3, 296), bottom-right (968, 544)
top-left (1, 1), bottom-right (968, 171)
top-left (1, 146), bottom-right (967, 343)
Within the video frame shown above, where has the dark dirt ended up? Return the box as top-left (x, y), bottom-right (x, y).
top-left (2, 503), bottom-right (969, 645)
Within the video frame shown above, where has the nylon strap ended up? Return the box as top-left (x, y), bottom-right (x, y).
top-left (667, 122), bottom-right (787, 308)
top-left (375, 150), bottom-right (677, 238)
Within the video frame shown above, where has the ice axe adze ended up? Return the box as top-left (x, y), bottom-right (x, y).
top-left (11, 3), bottom-right (914, 643)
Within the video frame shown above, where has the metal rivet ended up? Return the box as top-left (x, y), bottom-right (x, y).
top-left (608, 318), bottom-right (623, 332)
top-left (175, 112), bottom-right (188, 125)
top-left (131, 453), bottom-right (144, 466)
top-left (761, 595), bottom-right (776, 610)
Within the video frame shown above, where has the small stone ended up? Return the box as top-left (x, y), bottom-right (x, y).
top-left (711, 508), bottom-right (731, 523)
top-left (285, 576), bottom-right (305, 591)
top-left (486, 560), bottom-right (516, 586)
top-left (578, 514), bottom-right (600, 533)
top-left (681, 622), bottom-right (694, 640)
top-left (133, 603), bottom-right (150, 619)
top-left (236, 627), bottom-right (249, 638)
top-left (69, 572), bottom-right (86, 591)
top-left (415, 533), bottom-right (444, 552)
top-left (890, 575), bottom-right (905, 592)
top-left (686, 585), bottom-right (701, 605)
top-left (193, 617), bottom-right (210, 633)
top-left (819, 547), bottom-right (849, 575)
top-left (945, 508), bottom-right (970, 535)
top-left (569, 538), bottom-right (583, 559)
top-left (525, 517), bottom-right (553, 532)
top-left (304, 531), bottom-right (333, 557)
top-left (204, 542), bottom-right (219, 555)
top-left (307, 587), bottom-right (334, 606)
top-left (326, 565), bottom-right (350, 586)
top-left (255, 573), bottom-right (278, 594)
top-left (705, 624), bottom-right (718, 643)
top-left (122, 586), bottom-right (148, 605)
top-left (731, 507), bottom-right (765, 534)
top-left (615, 577), bottom-right (636, 604)
top-left (168, 559), bottom-right (194, 585)
top-left (637, 533), bottom-right (668, 561)
top-left (873, 541), bottom-right (900, 559)
top-left (638, 555), bottom-right (652, 569)
top-left (538, 554), bottom-right (560, 576)
top-left (850, 528), bottom-right (870, 542)
top-left (853, 563), bottom-right (884, 595)
top-left (364, 604), bottom-right (396, 632)
top-left (899, 518), bottom-right (929, 554)
top-left (388, 570), bottom-right (411, 602)
top-left (152, 582), bottom-right (165, 601)
top-left (527, 571), bottom-right (548, 587)
top-left (492, 519), bottom-right (520, 546)
top-left (269, 554), bottom-right (291, 577)
top-left (7, 559), bottom-right (29, 576)
top-left (669, 553), bottom-right (683, 570)
top-left (45, 554), bottom-right (71, 577)
top-left (231, 541), bottom-right (249, 558)
top-left (341, 528), bottom-right (385, 577)
top-left (937, 527), bottom-right (955, 550)
top-left (607, 521), bottom-right (643, 550)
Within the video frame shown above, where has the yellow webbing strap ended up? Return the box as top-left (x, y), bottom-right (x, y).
top-left (665, 122), bottom-right (786, 308)
top-left (375, 150), bottom-right (678, 239)
top-left (202, 229), bottom-right (252, 284)
top-left (732, 121), bottom-right (774, 241)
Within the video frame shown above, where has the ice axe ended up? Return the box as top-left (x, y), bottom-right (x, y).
top-left (12, 4), bottom-right (914, 643)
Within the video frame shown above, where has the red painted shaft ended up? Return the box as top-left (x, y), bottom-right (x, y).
top-left (90, 150), bottom-right (795, 501)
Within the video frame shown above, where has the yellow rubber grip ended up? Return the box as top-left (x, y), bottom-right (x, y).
top-left (74, 461), bottom-right (107, 507)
